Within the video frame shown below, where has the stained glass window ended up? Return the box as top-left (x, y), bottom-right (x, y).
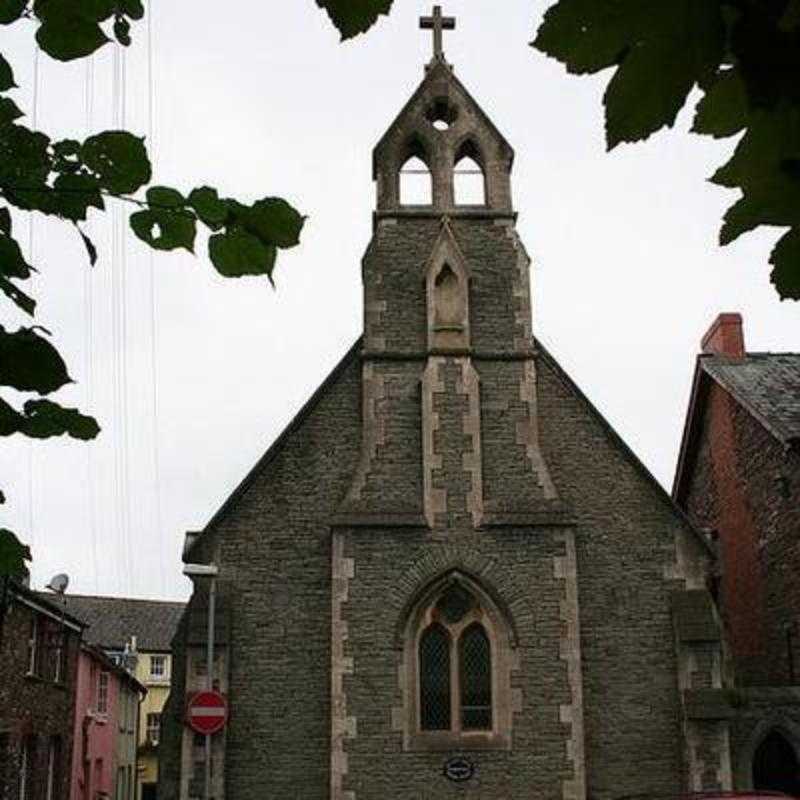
top-left (459, 623), bottom-right (492, 730)
top-left (419, 624), bottom-right (451, 730)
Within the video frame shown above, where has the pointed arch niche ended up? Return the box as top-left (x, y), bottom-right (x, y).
top-left (454, 139), bottom-right (487, 206)
top-left (398, 571), bottom-right (516, 751)
top-left (753, 730), bottom-right (800, 796)
top-left (399, 138), bottom-right (433, 206)
top-left (425, 227), bottom-right (470, 351)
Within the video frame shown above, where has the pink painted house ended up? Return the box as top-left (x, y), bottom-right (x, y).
top-left (70, 642), bottom-right (145, 800)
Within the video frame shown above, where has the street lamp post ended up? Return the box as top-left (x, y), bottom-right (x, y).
top-left (183, 563), bottom-right (219, 800)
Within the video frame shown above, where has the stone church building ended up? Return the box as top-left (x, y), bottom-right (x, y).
top-left (160, 15), bottom-right (736, 800)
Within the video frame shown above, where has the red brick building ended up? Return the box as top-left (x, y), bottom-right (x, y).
top-left (0, 579), bottom-right (85, 800)
top-left (674, 312), bottom-right (800, 793)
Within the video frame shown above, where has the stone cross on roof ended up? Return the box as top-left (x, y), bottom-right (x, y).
top-left (420, 5), bottom-right (456, 62)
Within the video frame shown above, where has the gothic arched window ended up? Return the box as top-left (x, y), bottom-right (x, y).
top-left (454, 140), bottom-right (486, 206)
top-left (399, 573), bottom-right (516, 751)
top-left (416, 584), bottom-right (493, 734)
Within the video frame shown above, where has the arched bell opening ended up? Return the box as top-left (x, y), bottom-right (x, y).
top-left (453, 139), bottom-right (487, 206)
top-left (399, 138), bottom-right (433, 206)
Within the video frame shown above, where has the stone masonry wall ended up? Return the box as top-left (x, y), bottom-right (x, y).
top-left (535, 349), bottom-right (713, 800)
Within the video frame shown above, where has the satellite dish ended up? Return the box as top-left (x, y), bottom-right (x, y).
top-left (46, 573), bottom-right (69, 594)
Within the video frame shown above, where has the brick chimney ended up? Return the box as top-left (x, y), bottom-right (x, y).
top-left (701, 313), bottom-right (745, 360)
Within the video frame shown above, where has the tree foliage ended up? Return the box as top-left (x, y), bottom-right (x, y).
top-left (0, 0), bottom-right (306, 576)
top-left (532, 0), bottom-right (800, 301)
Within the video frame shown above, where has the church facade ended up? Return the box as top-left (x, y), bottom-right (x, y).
top-left (160, 21), bottom-right (733, 800)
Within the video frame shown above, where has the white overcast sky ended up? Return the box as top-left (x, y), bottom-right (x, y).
top-left (1, 1), bottom-right (797, 600)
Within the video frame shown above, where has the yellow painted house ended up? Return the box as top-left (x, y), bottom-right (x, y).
top-left (59, 594), bottom-right (185, 800)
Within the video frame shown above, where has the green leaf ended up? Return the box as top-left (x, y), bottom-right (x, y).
top-left (120, 0), bottom-right (143, 20)
top-left (113, 14), bottom-right (131, 46)
top-left (0, 528), bottom-right (31, 579)
top-left (0, 0), bottom-right (27, 24)
top-left (693, 69), bottom-right (749, 139)
top-left (52, 172), bottom-right (104, 221)
top-left (121, 0), bottom-right (143, 19)
top-left (146, 185), bottom-right (185, 208)
top-left (36, 15), bottom-right (109, 61)
top-left (52, 138), bottom-right (82, 172)
top-left (0, 232), bottom-right (32, 279)
top-left (130, 207), bottom-right (196, 252)
top-left (0, 276), bottom-right (36, 315)
top-left (0, 96), bottom-right (23, 127)
top-left (188, 186), bottom-right (227, 230)
top-left (19, 398), bottom-right (100, 439)
top-left (533, 0), bottom-right (642, 75)
top-left (0, 395), bottom-right (100, 439)
top-left (81, 130), bottom-right (151, 194)
top-left (780, 0), bottom-right (800, 32)
top-left (532, 0), bottom-right (725, 149)
top-left (76, 225), bottom-right (97, 265)
top-left (606, 1), bottom-right (724, 148)
top-left (0, 53), bottom-right (16, 90)
top-left (0, 206), bottom-right (10, 235)
top-left (719, 185), bottom-right (800, 245)
top-left (235, 197), bottom-right (305, 250)
top-left (33, 0), bottom-right (116, 23)
top-left (208, 225), bottom-right (276, 279)
top-left (770, 228), bottom-right (800, 300)
top-left (0, 325), bottom-right (71, 394)
top-left (0, 125), bottom-right (51, 202)
top-left (316, 0), bottom-right (393, 40)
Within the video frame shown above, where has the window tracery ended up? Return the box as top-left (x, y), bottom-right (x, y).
top-left (400, 574), bottom-right (515, 750)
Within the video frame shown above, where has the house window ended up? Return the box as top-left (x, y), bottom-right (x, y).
top-left (51, 628), bottom-right (67, 684)
top-left (402, 572), bottom-right (516, 750)
top-left (97, 671), bottom-right (109, 715)
top-left (0, 733), bottom-right (9, 798)
top-left (18, 736), bottom-right (35, 800)
top-left (150, 655), bottom-right (166, 679)
top-left (26, 616), bottom-right (43, 676)
top-left (45, 737), bottom-right (61, 800)
top-left (146, 713), bottom-right (161, 745)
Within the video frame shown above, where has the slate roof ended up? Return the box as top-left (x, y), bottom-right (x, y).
top-left (701, 353), bottom-right (800, 444)
top-left (37, 593), bottom-right (186, 652)
top-left (673, 351), bottom-right (800, 503)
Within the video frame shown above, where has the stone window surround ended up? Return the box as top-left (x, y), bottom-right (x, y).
top-left (399, 571), bottom-right (515, 752)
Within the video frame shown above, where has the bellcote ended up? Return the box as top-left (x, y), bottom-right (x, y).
top-left (373, 60), bottom-right (515, 215)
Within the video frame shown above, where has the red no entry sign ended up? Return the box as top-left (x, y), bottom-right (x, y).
top-left (186, 691), bottom-right (228, 735)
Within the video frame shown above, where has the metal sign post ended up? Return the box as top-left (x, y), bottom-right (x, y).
top-left (183, 563), bottom-right (220, 800)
